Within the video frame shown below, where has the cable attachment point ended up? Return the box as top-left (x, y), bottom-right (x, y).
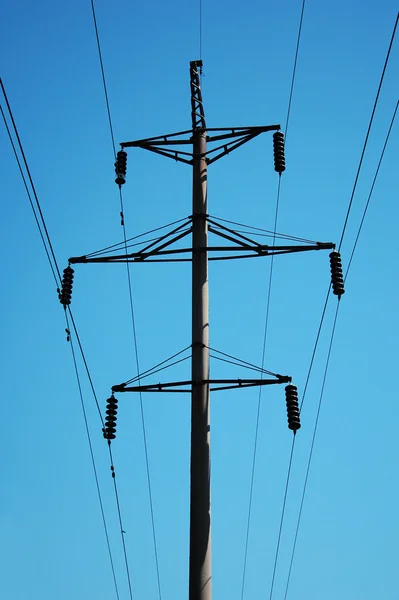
top-left (285, 384), bottom-right (301, 432)
top-left (59, 266), bottom-right (74, 306)
top-left (103, 394), bottom-right (118, 440)
top-left (329, 251), bottom-right (345, 297)
top-left (273, 131), bottom-right (286, 174)
top-left (115, 150), bottom-right (127, 186)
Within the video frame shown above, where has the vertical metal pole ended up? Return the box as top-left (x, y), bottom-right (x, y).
top-left (189, 128), bottom-right (211, 600)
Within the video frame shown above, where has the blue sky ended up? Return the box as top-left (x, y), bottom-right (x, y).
top-left (0, 1), bottom-right (398, 599)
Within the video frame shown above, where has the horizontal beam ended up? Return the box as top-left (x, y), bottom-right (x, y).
top-left (121, 126), bottom-right (281, 148)
top-left (69, 242), bottom-right (335, 264)
top-left (119, 125), bottom-right (282, 165)
top-left (112, 376), bottom-right (291, 394)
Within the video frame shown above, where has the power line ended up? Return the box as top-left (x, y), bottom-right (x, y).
top-left (90, 0), bottom-right (116, 155)
top-left (240, 176), bottom-right (282, 600)
top-left (280, 96), bottom-right (398, 597)
top-left (338, 11), bottom-right (398, 251)
top-left (345, 98), bottom-right (398, 280)
top-left (253, 5), bottom-right (396, 591)
top-left (1, 79), bottom-right (104, 427)
top-left (268, 436), bottom-right (296, 600)
top-left (241, 1), bottom-right (308, 590)
top-left (284, 0), bottom-right (306, 139)
top-left (69, 307), bottom-right (135, 598)
top-left (108, 444), bottom-right (135, 600)
top-left (0, 102), bottom-right (59, 287)
top-left (119, 197), bottom-right (163, 600)
top-left (283, 302), bottom-right (340, 600)
top-left (66, 313), bottom-right (121, 600)
top-left (67, 308), bottom-right (105, 424)
top-left (88, 2), bottom-right (163, 596)
top-left (299, 287), bottom-right (331, 412)
top-left (1, 78), bottom-right (127, 597)
top-left (0, 78), bottom-right (62, 283)
top-left (282, 47), bottom-right (399, 599)
top-left (239, 382), bottom-right (261, 600)
top-left (69, 313), bottom-right (136, 600)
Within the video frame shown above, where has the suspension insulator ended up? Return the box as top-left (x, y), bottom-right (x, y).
top-left (103, 395), bottom-right (118, 440)
top-left (115, 150), bottom-right (127, 186)
top-left (329, 251), bottom-right (345, 297)
top-left (59, 266), bottom-right (74, 306)
top-left (285, 384), bottom-right (301, 432)
top-left (273, 131), bottom-right (286, 174)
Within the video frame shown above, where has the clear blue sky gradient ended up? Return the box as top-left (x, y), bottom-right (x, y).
top-left (1, 2), bottom-right (398, 599)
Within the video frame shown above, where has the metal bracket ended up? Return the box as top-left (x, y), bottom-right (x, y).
top-left (112, 376), bottom-right (291, 394)
top-left (68, 215), bottom-right (335, 265)
top-left (120, 126), bottom-right (280, 165)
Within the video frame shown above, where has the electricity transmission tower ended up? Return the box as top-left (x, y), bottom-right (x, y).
top-left (61, 59), bottom-right (344, 600)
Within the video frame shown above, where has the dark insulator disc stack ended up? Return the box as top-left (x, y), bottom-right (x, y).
top-left (329, 251), bottom-right (345, 297)
top-left (115, 150), bottom-right (127, 186)
top-left (103, 395), bottom-right (118, 440)
top-left (59, 266), bottom-right (74, 306)
top-left (285, 384), bottom-right (301, 432)
top-left (273, 131), bottom-right (286, 174)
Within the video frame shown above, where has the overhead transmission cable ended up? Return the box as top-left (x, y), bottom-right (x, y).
top-left (1, 77), bottom-right (105, 423)
top-left (338, 11), bottom-right (398, 251)
top-left (1, 96), bottom-right (107, 426)
top-left (268, 436), bottom-right (296, 600)
top-left (67, 309), bottom-right (105, 422)
top-left (66, 314), bottom-right (120, 600)
top-left (1, 80), bottom-right (105, 423)
top-left (240, 177), bottom-right (282, 600)
top-left (89, 2), bottom-right (162, 598)
top-left (284, 13), bottom-right (399, 600)
top-left (90, 0), bottom-right (116, 155)
top-left (283, 91), bottom-right (399, 600)
top-left (240, 3), bottom-right (307, 598)
top-left (272, 13), bottom-right (398, 598)
top-left (0, 79), bottom-right (61, 286)
top-left (107, 443), bottom-right (135, 600)
top-left (284, 0), bottom-right (306, 138)
top-left (345, 97), bottom-right (398, 280)
top-left (0, 103), bottom-right (59, 287)
top-left (1, 80), bottom-right (121, 598)
top-left (283, 303), bottom-right (340, 599)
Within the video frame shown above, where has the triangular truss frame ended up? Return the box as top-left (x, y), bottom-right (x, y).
top-left (110, 345), bottom-right (292, 394)
top-left (69, 215), bottom-right (335, 265)
top-left (120, 126), bottom-right (281, 166)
